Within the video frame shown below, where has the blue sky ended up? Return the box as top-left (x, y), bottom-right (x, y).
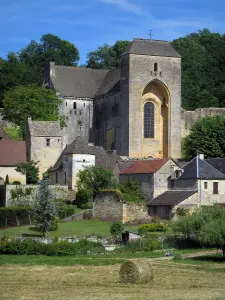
top-left (1, 0), bottom-right (224, 64)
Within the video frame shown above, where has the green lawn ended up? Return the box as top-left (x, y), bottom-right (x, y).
top-left (0, 219), bottom-right (140, 238)
top-left (4, 127), bottom-right (23, 141)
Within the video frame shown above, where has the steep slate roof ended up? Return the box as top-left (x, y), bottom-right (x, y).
top-left (178, 157), bottom-right (225, 180)
top-left (28, 120), bottom-right (63, 137)
top-left (0, 140), bottom-right (26, 166)
top-left (51, 137), bottom-right (112, 171)
top-left (120, 158), bottom-right (169, 175)
top-left (147, 190), bottom-right (197, 206)
top-left (95, 69), bottom-right (120, 97)
top-left (205, 158), bottom-right (225, 175)
top-left (123, 39), bottom-right (181, 58)
top-left (51, 66), bottom-right (107, 98)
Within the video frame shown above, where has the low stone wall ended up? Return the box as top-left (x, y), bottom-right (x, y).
top-left (93, 191), bottom-right (150, 224)
top-left (2, 184), bottom-right (68, 207)
top-left (63, 209), bottom-right (93, 221)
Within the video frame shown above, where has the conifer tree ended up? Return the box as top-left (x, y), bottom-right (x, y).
top-left (34, 179), bottom-right (58, 236)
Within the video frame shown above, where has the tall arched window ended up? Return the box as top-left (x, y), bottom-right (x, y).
top-left (144, 102), bottom-right (154, 138)
top-left (154, 63), bottom-right (158, 72)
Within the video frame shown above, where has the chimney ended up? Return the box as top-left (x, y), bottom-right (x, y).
top-left (50, 62), bottom-right (55, 77)
top-left (199, 154), bottom-right (204, 160)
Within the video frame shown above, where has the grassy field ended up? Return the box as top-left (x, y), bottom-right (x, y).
top-left (0, 219), bottom-right (141, 238)
top-left (1, 255), bottom-right (225, 299)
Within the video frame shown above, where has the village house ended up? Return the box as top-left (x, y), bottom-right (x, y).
top-left (0, 140), bottom-right (27, 184)
top-left (147, 156), bottom-right (225, 218)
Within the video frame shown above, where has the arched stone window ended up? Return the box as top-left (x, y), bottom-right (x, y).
top-left (144, 102), bottom-right (154, 138)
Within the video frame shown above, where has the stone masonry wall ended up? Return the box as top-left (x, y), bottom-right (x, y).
top-left (3, 184), bottom-right (68, 207)
top-left (93, 191), bottom-right (150, 224)
top-left (181, 108), bottom-right (225, 137)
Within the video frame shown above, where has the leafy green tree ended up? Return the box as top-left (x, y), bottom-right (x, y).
top-left (2, 85), bottom-right (61, 134)
top-left (118, 179), bottom-right (144, 201)
top-left (75, 187), bottom-right (92, 209)
top-left (184, 116), bottom-right (225, 158)
top-left (15, 161), bottom-right (39, 184)
top-left (34, 179), bottom-right (58, 236)
top-left (171, 204), bottom-right (225, 256)
top-left (86, 40), bottom-right (130, 70)
top-left (77, 166), bottom-right (115, 196)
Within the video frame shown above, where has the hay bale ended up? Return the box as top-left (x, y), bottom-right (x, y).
top-left (119, 260), bottom-right (154, 284)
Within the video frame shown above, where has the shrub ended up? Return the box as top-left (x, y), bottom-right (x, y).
top-left (56, 204), bottom-right (78, 219)
top-left (75, 187), bottom-right (92, 208)
top-left (116, 236), bottom-right (159, 253)
top-left (11, 181), bottom-right (21, 185)
top-left (110, 222), bottom-right (124, 241)
top-left (138, 223), bottom-right (167, 234)
top-left (0, 206), bottom-right (33, 227)
top-left (173, 253), bottom-right (183, 260)
top-left (0, 238), bottom-right (105, 256)
top-left (118, 179), bottom-right (144, 201)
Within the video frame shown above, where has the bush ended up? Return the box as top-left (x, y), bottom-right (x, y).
top-left (116, 236), bottom-right (159, 253)
top-left (118, 179), bottom-right (144, 201)
top-left (110, 222), bottom-right (124, 240)
top-left (138, 223), bottom-right (167, 234)
top-left (11, 181), bottom-right (21, 185)
top-left (56, 204), bottom-right (78, 219)
top-left (0, 238), bottom-right (105, 256)
top-left (0, 206), bottom-right (33, 227)
top-left (75, 188), bottom-right (92, 208)
top-left (173, 253), bottom-right (183, 260)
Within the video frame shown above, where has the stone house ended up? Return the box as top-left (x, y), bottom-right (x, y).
top-left (43, 38), bottom-right (182, 159)
top-left (26, 118), bottom-right (63, 178)
top-left (0, 140), bottom-right (26, 184)
top-left (120, 158), bottom-right (181, 202)
top-left (49, 136), bottom-right (113, 190)
top-left (147, 156), bottom-right (225, 218)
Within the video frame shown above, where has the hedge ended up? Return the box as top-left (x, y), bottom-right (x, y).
top-left (0, 205), bottom-right (79, 228)
top-left (138, 223), bottom-right (167, 234)
top-left (0, 238), bottom-right (105, 256)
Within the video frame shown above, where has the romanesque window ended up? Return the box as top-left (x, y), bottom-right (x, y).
top-left (73, 102), bottom-right (77, 109)
top-left (154, 63), bottom-right (158, 72)
top-left (144, 102), bottom-right (154, 138)
top-left (46, 138), bottom-right (50, 147)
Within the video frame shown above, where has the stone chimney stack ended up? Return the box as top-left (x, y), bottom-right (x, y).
top-left (50, 62), bottom-right (55, 77)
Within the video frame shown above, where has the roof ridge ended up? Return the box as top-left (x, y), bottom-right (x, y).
top-left (133, 38), bottom-right (169, 43)
top-left (56, 65), bottom-right (108, 72)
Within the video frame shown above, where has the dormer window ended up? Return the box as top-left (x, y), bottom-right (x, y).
top-left (154, 63), bottom-right (158, 72)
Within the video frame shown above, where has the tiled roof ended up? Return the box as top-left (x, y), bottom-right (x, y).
top-left (28, 119), bottom-right (63, 137)
top-left (205, 158), bottom-right (225, 176)
top-left (178, 157), bottom-right (225, 180)
top-left (0, 140), bottom-right (26, 166)
top-left (123, 39), bottom-right (181, 58)
top-left (147, 190), bottom-right (197, 206)
top-left (51, 66), bottom-right (107, 98)
top-left (120, 158), bottom-right (169, 175)
top-left (95, 69), bottom-right (120, 97)
top-left (51, 137), bottom-right (112, 171)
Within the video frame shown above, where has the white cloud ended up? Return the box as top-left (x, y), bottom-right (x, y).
top-left (99, 0), bottom-right (148, 16)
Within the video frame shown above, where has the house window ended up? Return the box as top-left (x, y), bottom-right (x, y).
top-left (56, 172), bottom-right (58, 184)
top-left (73, 102), bottom-right (77, 109)
top-left (213, 182), bottom-right (219, 194)
top-left (64, 172), bottom-right (67, 184)
top-left (79, 126), bottom-right (82, 131)
top-left (144, 102), bottom-right (154, 138)
top-left (204, 182), bottom-right (208, 189)
top-left (84, 103), bottom-right (85, 107)
top-left (66, 102), bottom-right (67, 106)
top-left (46, 138), bottom-right (50, 147)
top-left (83, 159), bottom-right (85, 163)
top-left (154, 63), bottom-right (158, 72)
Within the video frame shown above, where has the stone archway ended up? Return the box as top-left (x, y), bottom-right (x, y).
top-left (141, 79), bottom-right (170, 158)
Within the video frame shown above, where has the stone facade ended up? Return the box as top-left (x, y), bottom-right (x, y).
top-left (181, 107), bottom-right (225, 137)
top-left (0, 184), bottom-right (68, 207)
top-left (26, 118), bottom-right (63, 178)
top-left (93, 191), bottom-right (150, 224)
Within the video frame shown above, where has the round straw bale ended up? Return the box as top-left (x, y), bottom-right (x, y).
top-left (119, 260), bottom-right (154, 284)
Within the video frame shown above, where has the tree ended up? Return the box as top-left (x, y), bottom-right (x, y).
top-left (184, 116), bottom-right (225, 158)
top-left (34, 179), bottom-right (58, 236)
top-left (171, 204), bottom-right (225, 256)
top-left (15, 161), bottom-right (39, 184)
top-left (86, 40), bottom-right (130, 70)
top-left (77, 166), bottom-right (115, 195)
top-left (2, 85), bottom-right (61, 134)
top-left (118, 179), bottom-right (144, 202)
